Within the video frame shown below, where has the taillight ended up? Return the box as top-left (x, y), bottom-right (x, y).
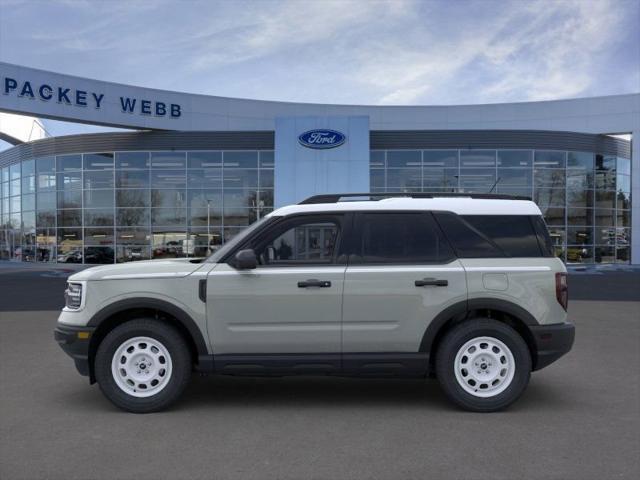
top-left (555, 272), bottom-right (568, 311)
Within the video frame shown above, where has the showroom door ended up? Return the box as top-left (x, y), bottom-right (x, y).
top-left (207, 214), bottom-right (348, 362)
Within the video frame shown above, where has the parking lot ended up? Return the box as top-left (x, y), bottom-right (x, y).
top-left (1, 267), bottom-right (639, 480)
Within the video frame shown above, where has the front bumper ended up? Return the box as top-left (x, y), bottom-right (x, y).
top-left (54, 324), bottom-right (95, 378)
top-left (530, 322), bottom-right (575, 371)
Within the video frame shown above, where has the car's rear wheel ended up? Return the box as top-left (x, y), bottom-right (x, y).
top-left (95, 319), bottom-right (192, 413)
top-left (435, 318), bottom-right (531, 412)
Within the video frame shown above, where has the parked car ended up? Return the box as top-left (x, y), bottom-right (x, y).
top-left (55, 193), bottom-right (574, 413)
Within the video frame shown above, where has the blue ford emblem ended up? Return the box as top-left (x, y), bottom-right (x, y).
top-left (298, 129), bottom-right (346, 149)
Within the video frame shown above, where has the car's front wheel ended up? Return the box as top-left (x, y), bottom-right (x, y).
top-left (94, 319), bottom-right (192, 413)
top-left (435, 318), bottom-right (531, 412)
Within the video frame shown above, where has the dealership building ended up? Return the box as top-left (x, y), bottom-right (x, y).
top-left (0, 62), bottom-right (638, 265)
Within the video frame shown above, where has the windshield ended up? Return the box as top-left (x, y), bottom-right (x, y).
top-left (206, 216), bottom-right (274, 263)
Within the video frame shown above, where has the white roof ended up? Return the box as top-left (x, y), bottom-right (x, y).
top-left (269, 197), bottom-right (542, 217)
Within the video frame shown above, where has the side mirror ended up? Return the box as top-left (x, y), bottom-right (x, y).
top-left (233, 249), bottom-right (257, 270)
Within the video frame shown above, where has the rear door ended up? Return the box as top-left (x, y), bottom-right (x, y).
top-left (341, 212), bottom-right (467, 367)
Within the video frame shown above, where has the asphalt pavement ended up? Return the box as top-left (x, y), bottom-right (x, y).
top-left (0, 265), bottom-right (639, 479)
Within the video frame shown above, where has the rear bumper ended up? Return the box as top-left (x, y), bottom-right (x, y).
top-left (54, 324), bottom-right (95, 378)
top-left (530, 322), bottom-right (575, 371)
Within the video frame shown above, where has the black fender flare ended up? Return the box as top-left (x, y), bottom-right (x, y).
top-left (87, 297), bottom-right (209, 356)
top-left (419, 298), bottom-right (538, 353)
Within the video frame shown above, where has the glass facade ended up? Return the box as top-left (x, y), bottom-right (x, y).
top-left (0, 150), bottom-right (274, 263)
top-left (370, 149), bottom-right (632, 264)
top-left (0, 147), bottom-right (632, 265)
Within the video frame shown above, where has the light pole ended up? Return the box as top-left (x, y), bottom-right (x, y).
top-left (206, 200), bottom-right (211, 254)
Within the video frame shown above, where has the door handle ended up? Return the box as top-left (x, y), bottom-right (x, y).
top-left (298, 279), bottom-right (332, 288)
top-left (415, 278), bottom-right (448, 287)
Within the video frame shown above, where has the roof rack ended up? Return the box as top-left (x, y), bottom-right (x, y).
top-left (298, 192), bottom-right (532, 205)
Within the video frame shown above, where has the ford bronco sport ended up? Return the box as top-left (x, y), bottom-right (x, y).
top-left (55, 193), bottom-right (574, 413)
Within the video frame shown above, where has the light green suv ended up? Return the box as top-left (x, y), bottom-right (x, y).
top-left (55, 193), bottom-right (574, 413)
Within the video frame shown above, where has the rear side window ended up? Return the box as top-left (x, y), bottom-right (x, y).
top-left (433, 212), bottom-right (504, 258)
top-left (461, 215), bottom-right (542, 257)
top-left (531, 215), bottom-right (555, 257)
top-left (354, 213), bottom-right (454, 264)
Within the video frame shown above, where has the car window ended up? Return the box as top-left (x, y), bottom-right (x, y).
top-left (254, 217), bottom-right (341, 266)
top-left (354, 213), bottom-right (454, 264)
top-left (462, 215), bottom-right (542, 257)
top-left (434, 212), bottom-right (505, 258)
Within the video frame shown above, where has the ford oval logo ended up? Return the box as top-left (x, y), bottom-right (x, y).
top-left (298, 129), bottom-right (346, 149)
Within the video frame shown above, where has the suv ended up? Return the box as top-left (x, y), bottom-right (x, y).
top-left (55, 193), bottom-right (574, 413)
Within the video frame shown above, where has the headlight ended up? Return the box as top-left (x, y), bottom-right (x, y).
top-left (65, 283), bottom-right (83, 310)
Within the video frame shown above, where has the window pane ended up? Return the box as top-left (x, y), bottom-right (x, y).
top-left (567, 151), bottom-right (594, 169)
top-left (223, 151), bottom-right (258, 168)
top-left (36, 210), bottom-right (55, 228)
top-left (57, 154), bottom-right (82, 171)
top-left (423, 168), bottom-right (458, 189)
top-left (116, 246), bottom-right (151, 263)
top-left (57, 190), bottom-right (82, 209)
top-left (594, 209), bottom-right (615, 227)
top-left (150, 152), bottom-right (186, 169)
top-left (535, 151), bottom-right (566, 168)
top-left (151, 189), bottom-right (186, 208)
top-left (57, 209), bottom-right (82, 227)
top-left (37, 173), bottom-right (56, 191)
top-left (567, 208), bottom-right (594, 226)
top-left (595, 246), bottom-right (615, 263)
top-left (116, 152), bottom-right (149, 169)
top-left (83, 153), bottom-right (114, 170)
top-left (459, 168), bottom-right (495, 190)
top-left (386, 169), bottom-right (421, 190)
top-left (84, 246), bottom-right (114, 264)
top-left (460, 151), bottom-right (495, 168)
top-left (188, 169), bottom-right (222, 188)
top-left (117, 189), bottom-right (150, 208)
top-left (566, 246), bottom-right (593, 264)
top-left (567, 227), bottom-right (593, 245)
top-left (616, 191), bottom-right (631, 210)
top-left (84, 170), bottom-right (114, 189)
top-left (21, 193), bottom-right (35, 211)
top-left (85, 228), bottom-right (114, 245)
top-left (497, 169), bottom-right (531, 186)
top-left (188, 228), bottom-right (224, 257)
top-left (151, 208), bottom-right (187, 226)
top-left (463, 215), bottom-right (542, 257)
top-left (84, 209), bottom-right (114, 226)
top-left (370, 151), bottom-right (385, 168)
top-left (358, 213), bottom-right (453, 263)
top-left (595, 227), bottom-right (616, 245)
top-left (36, 157), bottom-right (55, 174)
top-left (187, 151), bottom-right (222, 169)
top-left (116, 170), bottom-right (149, 188)
top-left (223, 169), bottom-right (258, 188)
top-left (151, 170), bottom-right (186, 189)
top-left (259, 151), bottom-right (274, 168)
top-left (36, 192), bottom-right (56, 210)
top-left (435, 212), bottom-right (503, 258)
top-left (423, 150), bottom-right (458, 168)
top-left (57, 171), bottom-right (82, 190)
top-left (21, 159), bottom-right (35, 176)
top-left (259, 170), bottom-right (274, 189)
top-left (616, 157), bottom-right (630, 176)
top-left (616, 174), bottom-right (630, 193)
top-left (84, 190), bottom-right (114, 209)
top-left (534, 169), bottom-right (565, 187)
top-left (387, 151), bottom-right (421, 168)
top-left (224, 189), bottom-right (258, 208)
top-left (255, 220), bottom-right (339, 265)
top-left (370, 170), bottom-right (385, 189)
top-left (117, 208), bottom-right (150, 226)
top-left (596, 155), bottom-right (616, 172)
top-left (116, 228), bottom-right (151, 245)
top-left (567, 189), bottom-right (594, 208)
top-left (534, 188), bottom-right (565, 207)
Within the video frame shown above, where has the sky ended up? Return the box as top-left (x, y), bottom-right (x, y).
top-left (0, 0), bottom-right (639, 142)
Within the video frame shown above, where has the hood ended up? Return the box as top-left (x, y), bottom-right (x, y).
top-left (68, 258), bottom-right (204, 281)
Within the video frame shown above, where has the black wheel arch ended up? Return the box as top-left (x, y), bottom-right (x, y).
top-left (421, 298), bottom-right (540, 372)
top-left (86, 298), bottom-right (209, 383)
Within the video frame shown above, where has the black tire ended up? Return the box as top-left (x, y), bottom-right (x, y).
top-left (435, 318), bottom-right (531, 412)
top-left (94, 318), bottom-right (192, 413)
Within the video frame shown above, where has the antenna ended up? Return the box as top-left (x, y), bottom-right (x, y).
top-left (489, 177), bottom-right (501, 193)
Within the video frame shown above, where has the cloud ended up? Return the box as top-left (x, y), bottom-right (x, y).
top-left (0, 0), bottom-right (637, 106)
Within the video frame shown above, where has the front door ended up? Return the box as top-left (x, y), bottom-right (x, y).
top-left (341, 212), bottom-right (467, 372)
top-left (207, 214), bottom-right (348, 362)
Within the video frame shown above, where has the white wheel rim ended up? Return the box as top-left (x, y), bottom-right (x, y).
top-left (454, 336), bottom-right (515, 398)
top-left (111, 336), bottom-right (173, 398)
